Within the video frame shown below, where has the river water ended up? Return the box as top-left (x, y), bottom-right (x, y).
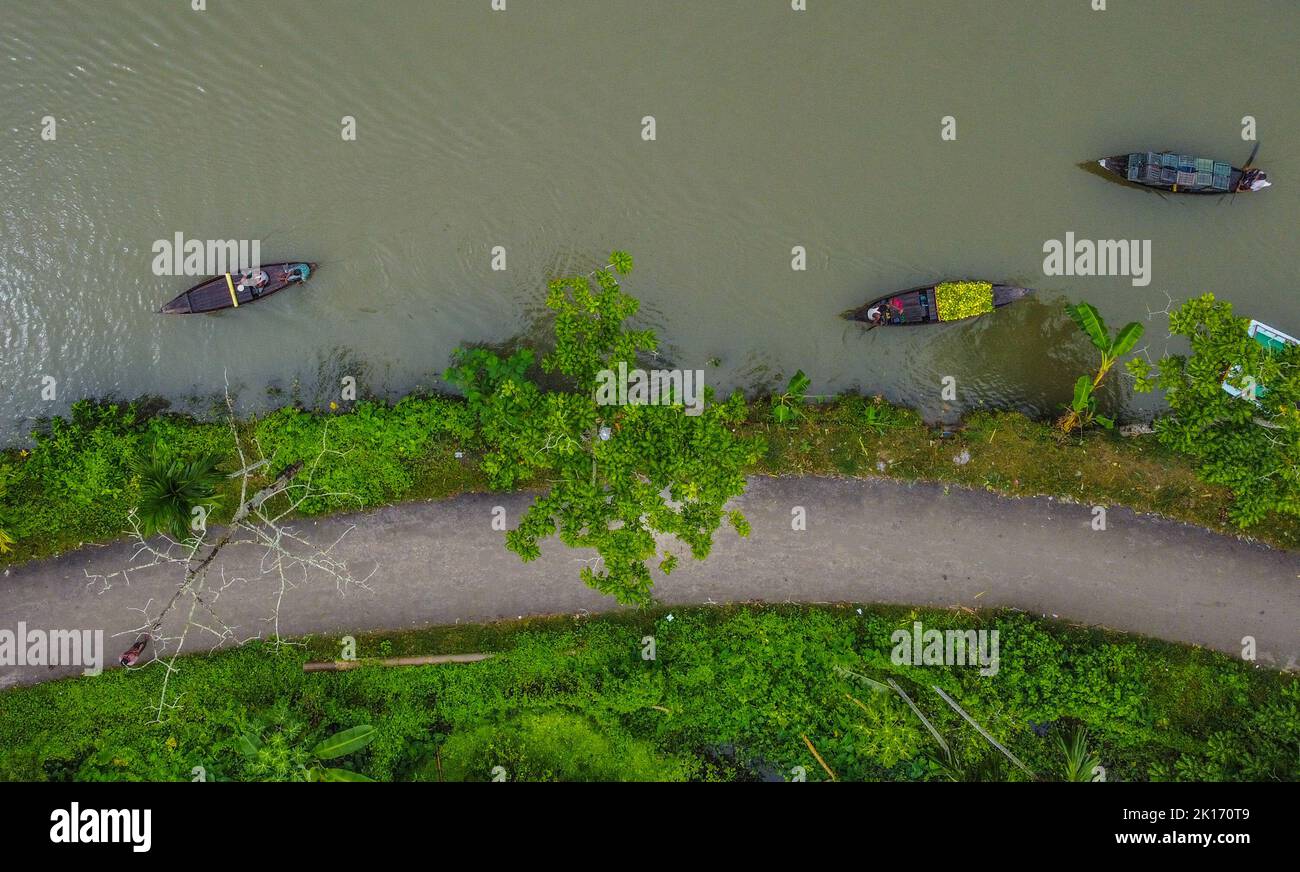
top-left (2, 0), bottom-right (1297, 441)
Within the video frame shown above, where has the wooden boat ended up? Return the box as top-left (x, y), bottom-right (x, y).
top-left (160, 262), bottom-right (316, 314)
top-left (843, 281), bottom-right (1032, 327)
top-left (1221, 320), bottom-right (1298, 404)
top-left (1097, 151), bottom-right (1269, 194)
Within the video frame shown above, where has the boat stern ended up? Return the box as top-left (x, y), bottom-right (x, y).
top-left (159, 294), bottom-right (192, 315)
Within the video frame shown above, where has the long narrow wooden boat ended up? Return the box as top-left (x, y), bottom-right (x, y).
top-left (843, 280), bottom-right (1032, 327)
top-left (1097, 151), bottom-right (1269, 194)
top-left (160, 262), bottom-right (316, 314)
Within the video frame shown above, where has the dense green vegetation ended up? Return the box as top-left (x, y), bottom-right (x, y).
top-left (1129, 293), bottom-right (1300, 527)
top-left (0, 605), bottom-right (1293, 782)
top-left (444, 252), bottom-right (758, 604)
top-left (0, 395), bottom-right (480, 564)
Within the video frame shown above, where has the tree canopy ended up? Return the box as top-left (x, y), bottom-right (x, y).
top-left (1128, 293), bottom-right (1300, 526)
top-left (445, 251), bottom-right (759, 605)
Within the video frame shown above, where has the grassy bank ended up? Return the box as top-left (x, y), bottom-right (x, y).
top-left (2, 393), bottom-right (1296, 567)
top-left (0, 604), bottom-right (1293, 782)
top-left (752, 396), bottom-right (1300, 547)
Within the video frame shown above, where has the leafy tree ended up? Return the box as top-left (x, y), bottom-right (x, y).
top-left (445, 251), bottom-right (760, 605)
top-left (1059, 302), bottom-right (1144, 433)
top-left (1127, 294), bottom-right (1300, 526)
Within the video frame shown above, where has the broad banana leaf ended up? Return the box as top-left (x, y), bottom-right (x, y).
top-left (319, 767), bottom-right (375, 782)
top-left (1073, 374), bottom-right (1094, 411)
top-left (1067, 303), bottom-right (1110, 351)
top-left (312, 725), bottom-right (377, 760)
top-left (1110, 321), bottom-right (1144, 357)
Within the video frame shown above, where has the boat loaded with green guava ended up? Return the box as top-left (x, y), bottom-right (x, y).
top-left (843, 280), bottom-right (1032, 327)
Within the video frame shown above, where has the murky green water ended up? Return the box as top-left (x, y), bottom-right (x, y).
top-left (2, 0), bottom-right (1297, 440)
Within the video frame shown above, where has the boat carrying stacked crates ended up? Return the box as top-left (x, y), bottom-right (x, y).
top-left (1125, 151), bottom-right (1232, 191)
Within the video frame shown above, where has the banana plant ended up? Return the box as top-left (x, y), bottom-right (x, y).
top-left (771, 370), bottom-right (811, 424)
top-left (1059, 302), bottom-right (1144, 433)
top-left (238, 724), bottom-right (378, 782)
top-left (308, 725), bottom-right (378, 781)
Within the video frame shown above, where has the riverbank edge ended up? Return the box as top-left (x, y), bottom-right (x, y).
top-left (1, 390), bottom-right (1296, 568)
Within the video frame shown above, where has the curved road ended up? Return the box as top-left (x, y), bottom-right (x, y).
top-left (2, 476), bottom-right (1297, 686)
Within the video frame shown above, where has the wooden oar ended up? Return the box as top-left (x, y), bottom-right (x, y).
top-left (1244, 140), bottom-right (1261, 169)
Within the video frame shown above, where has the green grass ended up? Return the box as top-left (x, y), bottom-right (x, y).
top-left (0, 605), bottom-right (1293, 782)
top-left (0, 396), bottom-right (488, 565)
top-left (3, 392), bottom-right (1297, 567)
top-left (749, 397), bottom-right (1300, 548)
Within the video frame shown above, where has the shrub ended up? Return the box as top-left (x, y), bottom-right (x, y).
top-left (1128, 294), bottom-right (1300, 526)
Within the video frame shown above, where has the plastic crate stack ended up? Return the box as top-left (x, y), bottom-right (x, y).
top-left (1212, 160), bottom-right (1231, 191)
top-left (1121, 151), bottom-right (1234, 191)
top-left (1194, 157), bottom-right (1214, 188)
top-left (1126, 153), bottom-right (1142, 181)
top-left (1143, 151), bottom-right (1162, 183)
top-left (1125, 152), bottom-right (1166, 183)
top-left (1160, 152), bottom-right (1178, 184)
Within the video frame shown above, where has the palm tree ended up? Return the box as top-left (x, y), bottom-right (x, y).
top-left (130, 445), bottom-right (223, 540)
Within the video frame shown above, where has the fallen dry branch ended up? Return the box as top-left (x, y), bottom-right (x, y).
top-left (93, 376), bottom-right (377, 721)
